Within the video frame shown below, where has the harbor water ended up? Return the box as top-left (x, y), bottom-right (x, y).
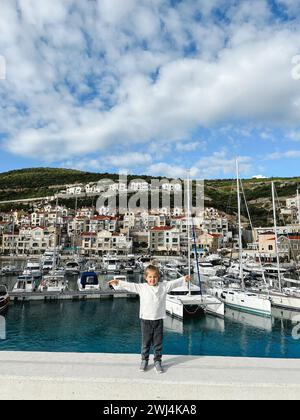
top-left (1, 271), bottom-right (300, 358)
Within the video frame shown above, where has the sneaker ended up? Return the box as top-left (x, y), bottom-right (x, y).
top-left (154, 361), bottom-right (163, 374)
top-left (140, 360), bottom-right (148, 372)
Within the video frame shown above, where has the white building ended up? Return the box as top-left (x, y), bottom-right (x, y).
top-left (1, 227), bottom-right (56, 255)
top-left (149, 227), bottom-right (181, 254)
top-left (81, 231), bottom-right (132, 255)
top-left (161, 182), bottom-right (182, 192)
top-left (89, 216), bottom-right (119, 233)
top-left (129, 181), bottom-right (149, 191)
top-left (66, 185), bottom-right (84, 195)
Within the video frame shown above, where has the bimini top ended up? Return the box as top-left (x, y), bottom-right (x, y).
top-left (79, 271), bottom-right (99, 287)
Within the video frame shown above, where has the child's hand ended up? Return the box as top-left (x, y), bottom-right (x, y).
top-left (184, 275), bottom-right (192, 282)
top-left (107, 279), bottom-right (120, 287)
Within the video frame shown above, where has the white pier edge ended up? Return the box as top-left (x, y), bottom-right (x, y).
top-left (0, 352), bottom-right (300, 400)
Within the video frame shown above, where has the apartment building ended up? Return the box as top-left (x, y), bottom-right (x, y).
top-left (81, 231), bottom-right (132, 256)
top-left (149, 226), bottom-right (181, 254)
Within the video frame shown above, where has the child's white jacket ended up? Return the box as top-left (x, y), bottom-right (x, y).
top-left (117, 277), bottom-right (185, 320)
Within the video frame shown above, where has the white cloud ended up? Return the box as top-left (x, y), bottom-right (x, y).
top-left (286, 131), bottom-right (300, 142)
top-left (176, 141), bottom-right (205, 152)
top-left (146, 150), bottom-right (253, 179)
top-left (107, 152), bottom-right (152, 167)
top-left (195, 150), bottom-right (253, 178)
top-left (267, 150), bottom-right (300, 160)
top-left (146, 162), bottom-right (199, 179)
top-left (1, 0), bottom-right (300, 168)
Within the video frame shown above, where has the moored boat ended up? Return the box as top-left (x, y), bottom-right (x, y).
top-left (13, 275), bottom-right (37, 292)
top-left (166, 284), bottom-right (224, 319)
top-left (39, 275), bottom-right (67, 292)
top-left (77, 271), bottom-right (100, 291)
top-left (0, 285), bottom-right (9, 314)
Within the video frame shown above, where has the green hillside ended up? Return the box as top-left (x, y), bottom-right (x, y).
top-left (0, 168), bottom-right (299, 226)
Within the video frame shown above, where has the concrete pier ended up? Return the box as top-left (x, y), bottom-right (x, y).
top-left (0, 352), bottom-right (300, 400)
top-left (9, 290), bottom-right (138, 302)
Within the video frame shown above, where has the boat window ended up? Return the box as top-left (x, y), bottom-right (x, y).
top-left (86, 276), bottom-right (98, 284)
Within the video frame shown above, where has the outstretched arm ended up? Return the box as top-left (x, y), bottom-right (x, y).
top-left (165, 275), bottom-right (192, 293)
top-left (107, 279), bottom-right (142, 294)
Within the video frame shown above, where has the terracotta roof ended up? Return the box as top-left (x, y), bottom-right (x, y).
top-left (91, 216), bottom-right (119, 221)
top-left (151, 226), bottom-right (173, 231)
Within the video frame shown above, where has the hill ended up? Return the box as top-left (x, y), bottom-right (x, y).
top-left (0, 167), bottom-right (299, 226)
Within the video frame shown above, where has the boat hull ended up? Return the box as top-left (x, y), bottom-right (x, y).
top-left (269, 293), bottom-right (300, 311)
top-left (166, 294), bottom-right (224, 320)
top-left (211, 288), bottom-right (272, 318)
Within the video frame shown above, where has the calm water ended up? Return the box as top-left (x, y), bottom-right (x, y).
top-left (1, 268), bottom-right (300, 358)
top-left (1, 293), bottom-right (300, 358)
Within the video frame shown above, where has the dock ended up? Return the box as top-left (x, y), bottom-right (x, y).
top-left (9, 290), bottom-right (138, 302)
top-left (0, 352), bottom-right (300, 400)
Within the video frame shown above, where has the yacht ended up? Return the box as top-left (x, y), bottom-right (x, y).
top-left (196, 262), bottom-right (220, 277)
top-left (42, 250), bottom-right (60, 273)
top-left (78, 271), bottom-right (100, 291)
top-left (13, 275), bottom-right (37, 292)
top-left (1, 265), bottom-right (19, 276)
top-left (163, 263), bottom-right (180, 278)
top-left (65, 260), bottom-right (80, 275)
top-left (0, 285), bottom-right (9, 314)
top-left (252, 286), bottom-right (300, 311)
top-left (42, 259), bottom-right (55, 273)
top-left (205, 254), bottom-right (222, 264)
top-left (103, 256), bottom-right (120, 273)
top-left (210, 287), bottom-right (272, 317)
top-left (39, 275), bottom-right (67, 293)
top-left (23, 260), bottom-right (42, 279)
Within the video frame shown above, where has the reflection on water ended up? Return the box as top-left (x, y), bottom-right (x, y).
top-left (225, 308), bottom-right (273, 332)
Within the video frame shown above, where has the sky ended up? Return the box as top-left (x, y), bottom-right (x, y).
top-left (1, 0), bottom-right (300, 179)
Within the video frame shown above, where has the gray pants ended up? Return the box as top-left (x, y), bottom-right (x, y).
top-left (141, 319), bottom-right (164, 362)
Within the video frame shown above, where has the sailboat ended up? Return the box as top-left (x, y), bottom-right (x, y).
top-left (256, 183), bottom-right (300, 311)
top-left (209, 161), bottom-right (272, 318)
top-left (165, 172), bottom-right (224, 320)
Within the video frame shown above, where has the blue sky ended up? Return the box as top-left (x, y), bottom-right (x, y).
top-left (1, 0), bottom-right (300, 179)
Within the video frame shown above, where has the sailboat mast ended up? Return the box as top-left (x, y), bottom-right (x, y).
top-left (53, 195), bottom-right (59, 271)
top-left (236, 160), bottom-right (244, 287)
top-left (272, 182), bottom-right (282, 292)
top-left (187, 171), bottom-right (191, 296)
